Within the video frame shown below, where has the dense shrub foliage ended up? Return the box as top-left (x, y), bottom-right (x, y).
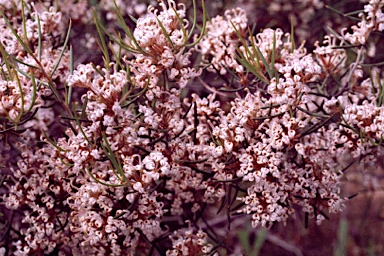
top-left (0, 0), bottom-right (383, 255)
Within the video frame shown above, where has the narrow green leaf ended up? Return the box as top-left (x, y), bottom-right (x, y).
top-left (129, 15), bottom-right (137, 24)
top-left (186, 0), bottom-right (207, 47)
top-left (94, 13), bottom-right (110, 68)
top-left (170, 5), bottom-right (187, 44)
top-left (80, 97), bottom-right (88, 120)
top-left (0, 10), bottom-right (34, 57)
top-left (376, 74), bottom-right (384, 107)
top-left (120, 76), bottom-right (149, 107)
top-left (157, 17), bottom-right (175, 49)
top-left (72, 107), bottom-right (91, 145)
top-left (0, 175), bottom-right (5, 187)
top-left (238, 229), bottom-right (251, 256)
top-left (51, 19), bottom-right (72, 77)
top-left (94, 17), bottom-right (142, 54)
top-left (255, 45), bottom-right (273, 79)
top-left (369, 134), bottom-right (383, 146)
top-left (218, 86), bottom-right (245, 92)
top-left (0, 42), bottom-right (13, 80)
top-left (90, 63), bottom-right (105, 79)
top-left (13, 70), bottom-right (25, 125)
top-left (113, 0), bottom-right (147, 55)
top-left (66, 45), bottom-right (74, 106)
top-left (326, 27), bottom-right (343, 41)
top-left (54, 0), bottom-right (59, 12)
top-left (254, 229), bottom-right (267, 256)
top-left (253, 112), bottom-right (285, 120)
top-left (86, 167), bottom-right (127, 187)
top-left (13, 65), bottom-right (49, 87)
top-left (11, 55), bottom-right (40, 69)
top-left (296, 106), bottom-right (330, 118)
top-left (26, 72), bottom-right (37, 113)
top-left (290, 18), bottom-right (295, 53)
top-left (0, 66), bottom-right (8, 80)
top-left (42, 130), bottom-right (67, 152)
top-left (299, 116), bottom-right (333, 138)
top-left (21, 0), bottom-right (30, 49)
top-left (109, 41), bottom-right (123, 70)
top-left (325, 5), bottom-right (345, 16)
top-left (101, 132), bottom-right (126, 182)
top-left (248, 35), bottom-right (261, 69)
top-left (235, 45), bottom-right (269, 84)
top-left (186, 0), bottom-right (197, 41)
top-left (334, 219), bottom-right (348, 256)
top-left (344, 9), bottom-right (364, 16)
top-left (271, 31), bottom-right (277, 76)
top-left (360, 61), bottom-right (384, 67)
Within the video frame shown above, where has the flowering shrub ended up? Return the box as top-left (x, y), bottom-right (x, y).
top-left (0, 0), bottom-right (383, 255)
